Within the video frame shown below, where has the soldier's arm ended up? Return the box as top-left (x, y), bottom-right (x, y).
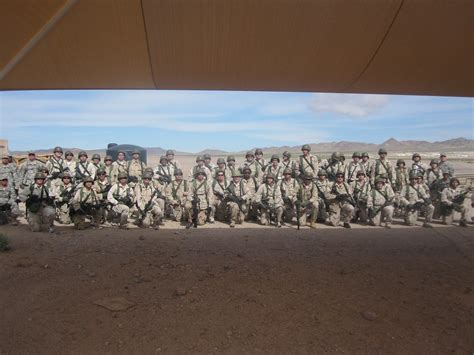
top-left (107, 185), bottom-right (119, 205)
top-left (254, 185), bottom-right (264, 203)
top-left (440, 188), bottom-right (450, 205)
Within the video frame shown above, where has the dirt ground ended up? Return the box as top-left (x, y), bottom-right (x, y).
top-left (1, 223), bottom-right (473, 354)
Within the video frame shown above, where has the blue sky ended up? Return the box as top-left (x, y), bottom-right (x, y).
top-left (0, 90), bottom-right (472, 152)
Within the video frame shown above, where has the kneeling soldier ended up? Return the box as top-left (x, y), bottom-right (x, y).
top-left (107, 172), bottom-right (135, 229)
top-left (325, 172), bottom-right (355, 228)
top-left (280, 168), bottom-right (300, 224)
top-left (165, 169), bottom-right (188, 222)
top-left (352, 170), bottom-right (371, 223)
top-left (20, 172), bottom-right (56, 233)
top-left (185, 169), bottom-right (214, 228)
top-left (254, 173), bottom-right (284, 227)
top-left (367, 177), bottom-right (395, 228)
top-left (0, 174), bottom-right (20, 225)
top-left (53, 172), bottom-right (75, 224)
top-left (71, 176), bottom-right (102, 229)
top-left (212, 169), bottom-right (228, 221)
top-left (135, 172), bottom-right (163, 229)
top-left (297, 173), bottom-right (320, 228)
top-left (400, 172), bottom-right (434, 228)
top-left (226, 171), bottom-right (249, 228)
top-left (440, 177), bottom-right (469, 227)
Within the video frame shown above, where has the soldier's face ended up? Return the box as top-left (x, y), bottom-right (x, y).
top-left (62, 177), bottom-right (71, 184)
top-left (304, 179), bottom-right (312, 185)
top-left (451, 181), bottom-right (459, 188)
top-left (175, 174), bottom-right (183, 181)
top-left (376, 182), bottom-right (383, 189)
top-left (233, 176), bottom-right (241, 183)
top-left (2, 158), bottom-right (9, 165)
top-left (80, 156), bottom-right (87, 162)
top-left (0, 179), bottom-right (7, 187)
top-left (98, 174), bottom-right (106, 181)
top-left (196, 174), bottom-right (205, 182)
top-left (283, 173), bottom-right (291, 181)
top-left (118, 153), bottom-right (125, 160)
top-left (256, 153), bottom-right (263, 159)
top-left (353, 157), bottom-right (359, 163)
top-left (197, 160), bottom-right (204, 166)
top-left (272, 160), bottom-right (278, 167)
top-left (166, 154), bottom-right (174, 160)
top-left (84, 182), bottom-right (93, 189)
top-left (36, 178), bottom-right (45, 186)
top-left (228, 160), bottom-right (235, 165)
top-left (205, 159), bottom-right (211, 165)
top-left (119, 178), bottom-right (128, 185)
top-left (318, 176), bottom-right (326, 181)
top-left (362, 157), bottom-right (368, 162)
top-left (336, 175), bottom-right (343, 183)
top-left (143, 178), bottom-right (151, 186)
top-left (266, 178), bottom-right (274, 185)
top-left (440, 156), bottom-right (447, 162)
top-left (302, 149), bottom-right (309, 155)
top-left (358, 175), bottom-right (365, 181)
top-left (66, 155), bottom-right (73, 161)
top-left (54, 152), bottom-right (62, 158)
top-left (410, 178), bottom-right (417, 185)
top-left (161, 160), bottom-right (167, 166)
top-left (379, 153), bottom-right (387, 159)
top-left (132, 154), bottom-right (139, 160)
top-left (218, 163), bottom-right (225, 169)
top-left (93, 158), bottom-right (100, 164)
top-left (414, 157), bottom-right (420, 162)
top-left (243, 171), bottom-right (251, 179)
top-left (105, 160), bottom-right (112, 166)
top-left (217, 174), bottom-right (224, 182)
top-left (246, 156), bottom-right (254, 162)
top-left (28, 154), bottom-right (35, 161)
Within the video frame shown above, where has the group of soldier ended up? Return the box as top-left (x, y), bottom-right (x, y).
top-left (0, 144), bottom-right (471, 233)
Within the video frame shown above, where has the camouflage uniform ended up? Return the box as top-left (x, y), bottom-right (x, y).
top-left (17, 154), bottom-right (45, 189)
top-left (134, 178), bottom-right (163, 228)
top-left (367, 179), bottom-right (395, 228)
top-left (409, 153), bottom-right (427, 179)
top-left (325, 174), bottom-right (355, 227)
top-left (75, 152), bottom-right (97, 182)
top-left (51, 174), bottom-right (75, 224)
top-left (63, 151), bottom-right (76, 175)
top-left (280, 168), bottom-right (300, 223)
top-left (265, 155), bottom-right (283, 181)
top-left (297, 145), bottom-right (319, 178)
top-left (0, 175), bottom-right (20, 224)
top-left (185, 171), bottom-right (214, 226)
top-left (240, 151), bottom-right (263, 181)
top-left (1, 155), bottom-right (18, 189)
top-left (325, 153), bottom-right (346, 182)
top-left (127, 151), bottom-right (147, 185)
top-left (103, 156), bottom-right (118, 183)
top-left (165, 171), bottom-right (189, 222)
top-left (281, 151), bottom-right (298, 178)
top-left (107, 174), bottom-right (135, 228)
top-left (344, 153), bottom-right (364, 184)
top-left (394, 161), bottom-right (409, 193)
top-left (155, 157), bottom-right (173, 185)
top-left (241, 167), bottom-right (260, 220)
top-left (400, 176), bottom-right (434, 227)
top-left (226, 173), bottom-right (250, 227)
top-left (211, 173), bottom-right (228, 221)
top-left (112, 154), bottom-right (128, 175)
top-left (359, 152), bottom-right (373, 180)
top-left (254, 174), bottom-right (284, 227)
top-left (315, 171), bottom-right (331, 222)
top-left (71, 178), bottom-right (103, 229)
top-left (372, 149), bottom-right (395, 186)
top-left (166, 150), bottom-right (181, 178)
top-left (298, 174), bottom-right (320, 227)
top-left (440, 179), bottom-right (468, 226)
top-left (189, 156), bottom-right (213, 182)
top-left (351, 173), bottom-right (371, 223)
top-left (45, 147), bottom-right (66, 187)
top-left (438, 153), bottom-right (454, 177)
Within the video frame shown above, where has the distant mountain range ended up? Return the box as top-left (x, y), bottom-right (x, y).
top-left (10, 137), bottom-right (473, 157)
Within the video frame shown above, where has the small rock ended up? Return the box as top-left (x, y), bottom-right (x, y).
top-left (226, 330), bottom-right (233, 338)
top-left (86, 270), bottom-right (96, 277)
top-left (175, 287), bottom-right (187, 296)
top-left (93, 297), bottom-right (136, 311)
top-left (43, 264), bottom-right (50, 269)
top-left (104, 341), bottom-right (110, 346)
top-left (290, 289), bottom-right (297, 293)
top-left (361, 311), bottom-right (377, 321)
top-left (139, 235), bottom-right (145, 241)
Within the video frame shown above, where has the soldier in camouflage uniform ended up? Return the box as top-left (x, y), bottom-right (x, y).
top-left (214, 158), bottom-right (228, 180)
top-left (399, 172), bottom-right (434, 227)
top-left (241, 166), bottom-right (259, 221)
top-left (315, 169), bottom-right (331, 222)
top-left (211, 170), bottom-right (228, 221)
top-left (166, 150), bottom-right (181, 177)
top-left (134, 172), bottom-right (163, 229)
top-left (326, 152), bottom-right (346, 182)
top-left (410, 153), bottom-right (427, 179)
top-left (298, 172), bottom-right (320, 228)
top-left (155, 156), bottom-right (173, 185)
top-left (297, 144), bottom-right (319, 179)
top-left (185, 169), bottom-right (214, 228)
top-left (127, 150), bottom-right (147, 186)
top-left (254, 173), bottom-right (284, 227)
top-left (17, 152), bottom-right (45, 189)
top-left (1, 154), bottom-right (17, 190)
top-left (344, 152), bottom-right (363, 184)
top-left (107, 172), bottom-right (135, 229)
top-left (19, 172), bottom-right (56, 233)
top-left (203, 154), bottom-right (216, 172)
top-left (226, 156), bottom-right (238, 179)
top-left (240, 151), bottom-right (260, 180)
top-left (93, 168), bottom-right (112, 224)
top-left (254, 148), bottom-right (267, 180)
top-left (325, 172), bottom-right (354, 228)
top-left (372, 148), bottom-right (395, 186)
top-left (165, 169), bottom-right (189, 222)
top-left (367, 177), bottom-right (395, 229)
top-left (45, 146), bottom-right (66, 187)
top-left (64, 151), bottom-right (76, 175)
top-left (440, 177), bottom-right (469, 227)
top-left (265, 155), bottom-right (283, 181)
top-left (394, 159), bottom-right (409, 193)
top-left (352, 170), bottom-right (371, 223)
top-left (226, 171), bottom-right (250, 228)
top-left (75, 151), bottom-right (97, 182)
top-left (189, 156), bottom-right (213, 182)
top-left (0, 174), bottom-right (20, 225)
top-left (280, 167), bottom-right (300, 224)
top-left (438, 153), bottom-right (454, 177)
top-left (52, 171), bottom-right (75, 225)
top-left (112, 150), bottom-right (128, 176)
top-left (359, 152), bottom-right (373, 180)
top-left (281, 151), bottom-right (297, 178)
top-left (70, 176), bottom-right (103, 229)
top-left (103, 155), bottom-right (117, 183)
top-left (91, 154), bottom-right (104, 171)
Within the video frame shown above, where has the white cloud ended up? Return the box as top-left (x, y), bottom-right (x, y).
top-left (309, 93), bottom-right (389, 117)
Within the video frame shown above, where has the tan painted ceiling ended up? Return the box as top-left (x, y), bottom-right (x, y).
top-left (1, 0), bottom-right (472, 96)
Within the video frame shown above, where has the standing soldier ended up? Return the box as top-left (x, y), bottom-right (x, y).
top-left (438, 153), bottom-right (454, 177)
top-left (185, 169), bottom-right (214, 228)
top-left (241, 166), bottom-right (259, 221)
top-left (211, 170), bottom-right (228, 221)
top-left (103, 155), bottom-right (117, 183)
top-left (214, 158), bottom-right (228, 179)
top-left (326, 152), bottom-right (346, 182)
top-left (19, 172), bottom-right (56, 233)
top-left (297, 144), bottom-right (318, 179)
top-left (155, 156), bottom-right (172, 185)
top-left (359, 152), bottom-right (373, 180)
top-left (240, 151), bottom-right (260, 180)
top-left (70, 176), bottom-right (102, 229)
top-left (93, 168), bottom-right (112, 224)
top-left (17, 152), bottom-right (45, 190)
top-left (297, 172), bottom-right (320, 228)
top-left (410, 153), bottom-right (427, 179)
top-left (426, 159), bottom-right (442, 217)
top-left (226, 156), bottom-right (238, 179)
top-left (166, 149), bottom-right (181, 176)
top-left (344, 152), bottom-right (363, 184)
top-left (394, 159), bottom-right (409, 193)
top-left (203, 154), bottom-right (216, 172)
top-left (52, 172), bottom-right (75, 225)
top-left (0, 174), bottom-right (20, 225)
top-left (280, 168), bottom-right (300, 224)
top-left (46, 146), bottom-right (66, 186)
top-left (91, 154), bottom-right (104, 171)
top-left (189, 156), bottom-right (212, 182)
top-left (367, 177), bottom-right (395, 229)
top-left (127, 150), bottom-right (146, 185)
top-left (372, 148), bottom-right (395, 186)
top-left (64, 151), bottom-right (76, 175)
top-left (352, 171), bottom-right (371, 223)
top-left (134, 172), bottom-right (163, 229)
top-left (281, 151), bottom-right (297, 178)
top-left (75, 151), bottom-right (97, 182)
top-left (107, 172), bottom-right (135, 229)
top-left (325, 172), bottom-right (355, 228)
top-left (254, 173), bottom-right (284, 227)
top-left (440, 177), bottom-right (469, 227)
top-left (1, 155), bottom-right (17, 190)
top-left (400, 172), bottom-right (434, 228)
top-left (226, 171), bottom-right (250, 228)
top-left (254, 148), bottom-right (267, 179)
top-left (265, 155), bottom-right (283, 181)
top-left (112, 150), bottom-right (128, 176)
top-left (165, 169), bottom-right (189, 222)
